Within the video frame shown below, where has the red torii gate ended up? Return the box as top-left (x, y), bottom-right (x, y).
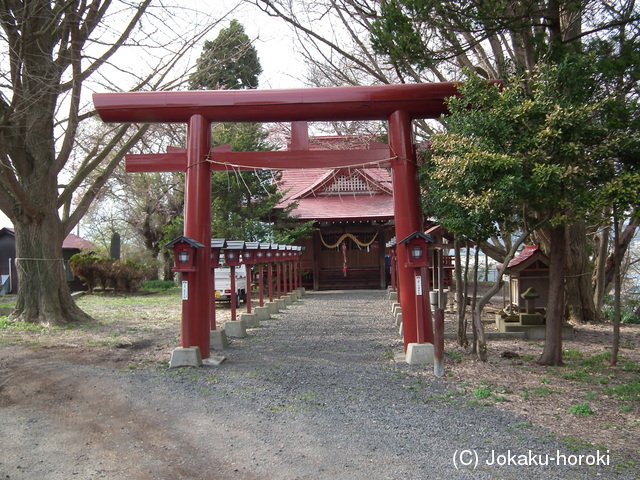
top-left (93, 83), bottom-right (459, 359)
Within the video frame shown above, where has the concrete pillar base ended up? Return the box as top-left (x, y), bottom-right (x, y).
top-left (210, 329), bottom-right (229, 350)
top-left (283, 295), bottom-right (293, 306)
top-left (255, 306), bottom-right (270, 321)
top-left (388, 290), bottom-right (398, 301)
top-left (398, 322), bottom-right (403, 337)
top-left (275, 298), bottom-right (287, 310)
top-left (225, 320), bottom-right (247, 338)
top-left (298, 287), bottom-right (306, 296)
top-left (406, 343), bottom-right (434, 365)
top-left (240, 312), bottom-right (258, 328)
top-left (395, 313), bottom-right (402, 327)
top-left (392, 302), bottom-right (401, 315)
top-left (266, 301), bottom-right (279, 315)
top-left (169, 347), bottom-right (202, 368)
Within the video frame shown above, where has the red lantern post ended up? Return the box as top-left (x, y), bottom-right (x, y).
top-left (223, 240), bottom-right (245, 321)
top-left (242, 242), bottom-right (259, 313)
top-left (257, 243), bottom-right (270, 307)
top-left (266, 245), bottom-right (275, 302)
top-left (210, 238), bottom-right (226, 330)
top-left (275, 246), bottom-right (284, 299)
top-left (166, 236), bottom-right (204, 349)
top-left (398, 232), bottom-right (434, 345)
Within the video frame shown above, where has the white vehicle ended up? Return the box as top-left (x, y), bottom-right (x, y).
top-left (214, 263), bottom-right (247, 306)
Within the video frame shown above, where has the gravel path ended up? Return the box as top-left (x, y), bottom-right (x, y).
top-left (0, 290), bottom-right (632, 479)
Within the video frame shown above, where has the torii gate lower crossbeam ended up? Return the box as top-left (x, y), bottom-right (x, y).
top-left (94, 83), bottom-right (458, 359)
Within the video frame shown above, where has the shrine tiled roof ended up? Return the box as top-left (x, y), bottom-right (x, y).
top-left (291, 194), bottom-right (395, 221)
top-left (498, 245), bottom-right (550, 272)
top-left (277, 167), bottom-right (395, 222)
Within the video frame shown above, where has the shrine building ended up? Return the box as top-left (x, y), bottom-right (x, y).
top-left (277, 136), bottom-right (396, 290)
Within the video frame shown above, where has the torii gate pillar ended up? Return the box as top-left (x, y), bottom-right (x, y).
top-left (388, 110), bottom-right (434, 350)
top-left (183, 115), bottom-right (212, 356)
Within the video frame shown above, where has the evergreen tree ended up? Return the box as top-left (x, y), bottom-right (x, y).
top-left (190, 19), bottom-right (262, 90)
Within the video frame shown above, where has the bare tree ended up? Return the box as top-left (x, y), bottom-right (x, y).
top-left (0, 1), bottom-right (237, 325)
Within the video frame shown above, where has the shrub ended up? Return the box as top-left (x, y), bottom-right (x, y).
top-left (69, 253), bottom-right (114, 293)
top-left (111, 260), bottom-right (149, 293)
top-left (69, 253), bottom-right (150, 293)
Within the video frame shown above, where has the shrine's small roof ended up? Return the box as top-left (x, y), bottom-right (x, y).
top-left (499, 245), bottom-right (550, 272)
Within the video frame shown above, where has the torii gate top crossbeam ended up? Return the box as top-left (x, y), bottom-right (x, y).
top-left (93, 83), bottom-right (459, 124)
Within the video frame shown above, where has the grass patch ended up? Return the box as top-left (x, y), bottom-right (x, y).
top-left (568, 403), bottom-right (594, 416)
top-left (603, 380), bottom-right (640, 402)
top-left (0, 317), bottom-right (46, 333)
top-left (142, 280), bottom-right (178, 292)
top-left (472, 387), bottom-right (492, 399)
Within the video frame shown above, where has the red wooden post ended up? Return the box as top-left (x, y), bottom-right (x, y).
top-left (183, 115), bottom-right (212, 358)
top-left (230, 265), bottom-right (237, 321)
top-left (267, 247), bottom-right (274, 302)
top-left (289, 252), bottom-right (294, 293)
top-left (210, 238), bottom-right (225, 330)
top-left (388, 110), bottom-right (434, 350)
top-left (258, 263), bottom-right (264, 306)
top-left (276, 250), bottom-right (282, 299)
top-left (245, 265), bottom-right (252, 314)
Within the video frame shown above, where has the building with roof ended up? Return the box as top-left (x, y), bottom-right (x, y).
top-left (277, 137), bottom-right (396, 290)
top-left (498, 244), bottom-right (550, 312)
top-left (0, 227), bottom-right (93, 294)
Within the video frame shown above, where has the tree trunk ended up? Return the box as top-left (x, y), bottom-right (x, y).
top-left (12, 208), bottom-right (91, 326)
top-left (454, 237), bottom-right (468, 347)
top-left (603, 219), bottom-right (638, 292)
top-left (611, 209), bottom-right (621, 367)
top-left (564, 221), bottom-right (598, 323)
top-left (473, 228), bottom-right (531, 362)
top-left (538, 226), bottom-right (566, 366)
top-left (592, 218), bottom-right (610, 317)
top-left (471, 246), bottom-right (480, 356)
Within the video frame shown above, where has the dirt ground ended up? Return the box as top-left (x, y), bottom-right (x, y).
top-left (0, 288), bottom-right (638, 478)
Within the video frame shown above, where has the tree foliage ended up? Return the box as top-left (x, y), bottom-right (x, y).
top-left (190, 19), bottom-right (262, 90)
top-left (425, 47), bottom-right (639, 364)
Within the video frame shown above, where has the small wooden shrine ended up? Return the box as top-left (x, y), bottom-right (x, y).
top-left (501, 245), bottom-right (550, 313)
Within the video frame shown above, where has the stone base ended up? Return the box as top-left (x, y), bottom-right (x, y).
top-left (520, 313), bottom-right (544, 325)
top-left (405, 343), bottom-right (434, 365)
top-left (210, 329), bottom-right (229, 350)
top-left (225, 320), bottom-right (247, 338)
top-left (391, 302), bottom-right (401, 315)
top-left (266, 301), bottom-right (279, 315)
top-left (298, 287), bottom-right (306, 297)
top-left (398, 322), bottom-right (403, 336)
top-left (275, 298), bottom-right (287, 310)
top-left (388, 290), bottom-right (398, 301)
top-left (240, 312), bottom-right (259, 328)
top-left (495, 316), bottom-right (574, 340)
top-left (395, 312), bottom-right (402, 327)
top-left (283, 295), bottom-right (293, 306)
top-left (203, 356), bottom-right (226, 366)
top-left (169, 347), bottom-right (202, 368)
top-left (255, 306), bottom-right (270, 321)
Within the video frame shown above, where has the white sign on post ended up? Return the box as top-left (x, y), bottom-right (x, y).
top-left (181, 280), bottom-right (188, 300)
top-left (415, 275), bottom-right (422, 296)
